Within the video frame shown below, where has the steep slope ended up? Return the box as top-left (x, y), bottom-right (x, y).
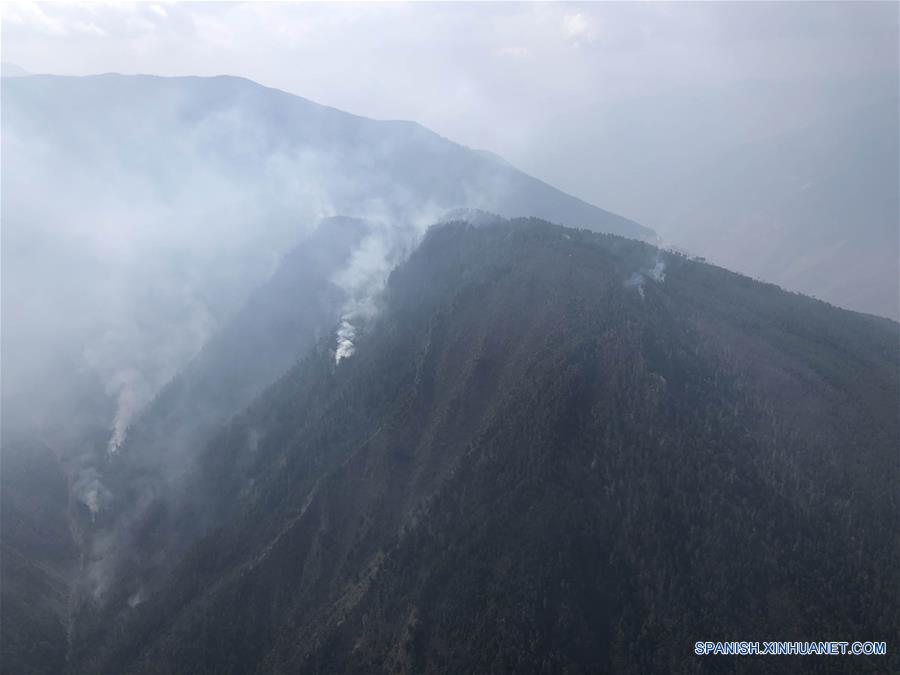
top-left (0, 216), bottom-right (371, 674)
top-left (1, 72), bottom-right (650, 516)
top-left (60, 217), bottom-right (373, 625)
top-left (0, 352), bottom-right (113, 675)
top-left (1, 73), bottom-right (651, 564)
top-left (73, 219), bottom-right (898, 674)
top-left (116, 216), bottom-right (370, 466)
top-left (0, 439), bottom-right (79, 675)
top-left (4, 63), bottom-right (659, 666)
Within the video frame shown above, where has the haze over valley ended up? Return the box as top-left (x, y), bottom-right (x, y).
top-left (1, 3), bottom-right (897, 674)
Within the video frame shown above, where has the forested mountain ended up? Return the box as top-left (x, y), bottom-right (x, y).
top-left (64, 219), bottom-right (898, 674)
top-left (0, 438), bottom-right (79, 675)
top-left (2, 74), bottom-right (651, 673)
top-left (3, 2), bottom-right (897, 671)
top-left (0, 214), bottom-right (374, 675)
top-left (115, 215), bottom-right (370, 469)
top-left (2, 70), bottom-right (649, 488)
top-left (2, 72), bottom-right (896, 675)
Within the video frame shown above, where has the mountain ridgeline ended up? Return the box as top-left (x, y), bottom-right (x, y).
top-left (2, 73), bottom-right (649, 239)
top-left (67, 219), bottom-right (898, 674)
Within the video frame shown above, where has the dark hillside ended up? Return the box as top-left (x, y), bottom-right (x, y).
top-left (61, 217), bottom-right (371, 644)
top-left (0, 438), bottom-right (79, 675)
top-left (73, 219), bottom-right (898, 674)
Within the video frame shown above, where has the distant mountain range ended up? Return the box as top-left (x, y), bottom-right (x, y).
top-left (2, 72), bottom-right (648, 237)
top-left (533, 74), bottom-right (899, 319)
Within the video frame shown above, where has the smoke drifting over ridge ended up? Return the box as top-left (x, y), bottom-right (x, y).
top-left (3, 77), bottom-right (334, 455)
top-left (0, 81), bottom-right (425, 452)
top-left (4, 72), bottom-right (655, 610)
top-left (331, 214), bottom-right (435, 364)
top-left (332, 233), bottom-right (396, 363)
top-left (3, 73), bottom-right (649, 459)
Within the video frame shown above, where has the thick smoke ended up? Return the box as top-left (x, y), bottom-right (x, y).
top-left (2, 80), bottom-right (340, 455)
top-left (3, 73), bottom-right (614, 618)
top-left (650, 253), bottom-right (666, 282)
top-left (331, 227), bottom-right (399, 364)
top-left (105, 369), bottom-right (147, 454)
top-left (334, 320), bottom-right (357, 363)
top-left (330, 206), bottom-right (439, 364)
top-left (72, 467), bottom-right (112, 521)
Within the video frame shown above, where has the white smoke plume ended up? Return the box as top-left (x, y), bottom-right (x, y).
top-left (334, 320), bottom-right (357, 363)
top-left (649, 251), bottom-right (666, 282)
top-left (4, 81), bottom-right (340, 458)
top-left (72, 467), bottom-right (112, 521)
top-left (104, 368), bottom-right (150, 454)
top-left (626, 249), bottom-right (667, 299)
top-left (127, 589), bottom-right (145, 609)
top-left (331, 225), bottom-right (401, 364)
top-left (330, 204), bottom-right (440, 364)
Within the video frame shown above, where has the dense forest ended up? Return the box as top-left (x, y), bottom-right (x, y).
top-left (4, 5), bottom-right (897, 673)
top-left (35, 218), bottom-right (896, 674)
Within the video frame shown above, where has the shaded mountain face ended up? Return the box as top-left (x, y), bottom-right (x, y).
top-left (68, 219), bottom-right (897, 674)
top-left (0, 215), bottom-right (374, 675)
top-left (0, 438), bottom-right (79, 675)
top-left (55, 216), bottom-right (373, 622)
top-left (114, 215), bottom-right (370, 466)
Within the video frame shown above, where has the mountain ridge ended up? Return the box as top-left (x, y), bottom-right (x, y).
top-left (68, 218), bottom-right (898, 674)
top-left (3, 72), bottom-right (653, 240)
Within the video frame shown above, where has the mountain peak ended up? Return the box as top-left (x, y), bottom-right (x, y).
top-left (57, 217), bottom-right (898, 673)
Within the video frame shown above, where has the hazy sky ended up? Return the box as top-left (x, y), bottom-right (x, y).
top-left (3, 1), bottom-right (898, 205)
